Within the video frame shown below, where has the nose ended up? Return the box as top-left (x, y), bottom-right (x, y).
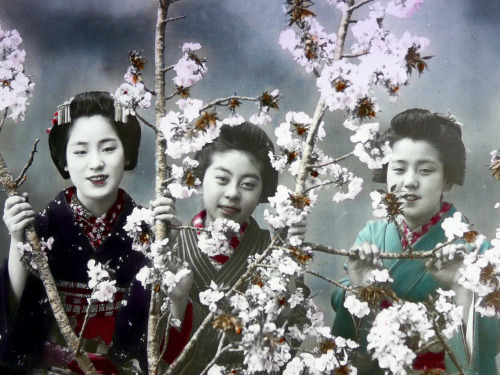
top-left (88, 150), bottom-right (104, 170)
top-left (403, 170), bottom-right (419, 189)
top-left (224, 181), bottom-right (240, 201)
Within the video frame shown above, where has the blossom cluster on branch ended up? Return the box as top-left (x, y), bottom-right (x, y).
top-left (0, 21), bottom-right (35, 122)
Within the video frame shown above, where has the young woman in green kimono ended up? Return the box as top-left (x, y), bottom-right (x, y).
top-left (331, 109), bottom-right (499, 375)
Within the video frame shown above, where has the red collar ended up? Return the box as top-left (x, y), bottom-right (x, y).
top-left (401, 202), bottom-right (452, 249)
top-left (65, 187), bottom-right (126, 249)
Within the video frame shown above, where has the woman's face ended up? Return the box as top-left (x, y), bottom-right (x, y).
top-left (202, 150), bottom-right (263, 226)
top-left (386, 138), bottom-right (450, 230)
top-left (65, 115), bottom-right (125, 215)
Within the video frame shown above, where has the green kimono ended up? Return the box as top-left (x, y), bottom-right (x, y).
top-left (331, 205), bottom-right (499, 375)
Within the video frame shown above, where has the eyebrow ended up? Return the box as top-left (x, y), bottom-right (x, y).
top-left (391, 159), bottom-right (439, 164)
top-left (214, 167), bottom-right (261, 180)
top-left (68, 138), bottom-right (119, 147)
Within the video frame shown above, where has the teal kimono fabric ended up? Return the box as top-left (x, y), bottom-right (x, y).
top-left (331, 205), bottom-right (499, 375)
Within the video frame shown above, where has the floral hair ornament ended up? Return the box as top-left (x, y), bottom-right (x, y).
top-left (446, 109), bottom-right (463, 127)
top-left (47, 94), bottom-right (129, 133)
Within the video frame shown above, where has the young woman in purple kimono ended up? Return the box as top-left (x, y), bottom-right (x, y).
top-left (1, 92), bottom-right (192, 374)
top-left (331, 109), bottom-right (499, 375)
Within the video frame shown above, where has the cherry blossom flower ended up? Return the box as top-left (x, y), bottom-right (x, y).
top-left (92, 279), bottom-right (117, 303)
top-left (162, 267), bottom-right (192, 294)
top-left (344, 294), bottom-right (370, 318)
top-left (168, 157), bottom-right (201, 199)
top-left (173, 43), bottom-right (207, 88)
top-left (87, 259), bottom-right (109, 289)
top-left (199, 281), bottom-right (225, 313)
top-left (435, 289), bottom-right (463, 338)
top-left (386, 0), bottom-right (424, 18)
top-left (368, 268), bottom-right (394, 283)
top-left (115, 82), bottom-right (152, 114)
top-left (0, 22), bottom-right (35, 122)
top-left (441, 212), bottom-right (470, 241)
top-left (197, 218), bottom-right (240, 258)
top-left (136, 266), bottom-right (154, 288)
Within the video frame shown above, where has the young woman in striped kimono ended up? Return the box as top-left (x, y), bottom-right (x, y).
top-left (155, 123), bottom-right (306, 373)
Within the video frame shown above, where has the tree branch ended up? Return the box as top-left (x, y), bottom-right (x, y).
top-left (432, 316), bottom-right (465, 375)
top-left (136, 113), bottom-right (158, 132)
top-left (76, 299), bottom-right (94, 354)
top-left (14, 138), bottom-right (39, 187)
top-left (0, 151), bottom-right (98, 374)
top-left (306, 151), bottom-right (354, 170)
top-left (199, 342), bottom-right (233, 375)
top-left (166, 15), bottom-right (186, 23)
top-left (342, 51), bottom-right (368, 59)
top-left (0, 108), bottom-right (7, 134)
top-left (303, 240), bottom-right (454, 259)
top-left (199, 95), bottom-right (259, 112)
top-left (306, 269), bottom-right (354, 292)
top-left (163, 65), bottom-right (175, 73)
top-left (349, 0), bottom-right (374, 12)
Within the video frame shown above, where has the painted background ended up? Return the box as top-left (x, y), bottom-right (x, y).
top-left (1, 0), bottom-right (500, 325)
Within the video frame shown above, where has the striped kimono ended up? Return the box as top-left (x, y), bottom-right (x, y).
top-left (175, 216), bottom-right (271, 374)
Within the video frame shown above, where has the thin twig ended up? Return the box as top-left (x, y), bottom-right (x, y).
top-left (303, 239), bottom-right (454, 259)
top-left (76, 299), bottom-right (94, 354)
top-left (0, 108), bottom-right (8, 134)
top-left (136, 113), bottom-right (157, 132)
top-left (342, 51), bottom-right (368, 59)
top-left (349, 0), bottom-right (374, 12)
top-left (306, 151), bottom-right (354, 170)
top-left (165, 91), bottom-right (179, 101)
top-left (157, 313), bottom-right (172, 367)
top-left (199, 343), bottom-right (233, 375)
top-left (162, 65), bottom-right (175, 73)
top-left (199, 95), bottom-right (259, 112)
top-left (432, 317), bottom-right (465, 375)
top-left (166, 15), bottom-right (186, 23)
top-left (303, 180), bottom-right (336, 194)
top-left (415, 338), bottom-right (442, 354)
top-left (306, 270), bottom-right (354, 292)
top-left (14, 139), bottom-right (39, 187)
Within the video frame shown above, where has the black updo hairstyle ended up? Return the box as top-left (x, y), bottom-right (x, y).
top-left (194, 123), bottom-right (278, 203)
top-left (48, 91), bottom-right (141, 179)
top-left (373, 108), bottom-right (466, 186)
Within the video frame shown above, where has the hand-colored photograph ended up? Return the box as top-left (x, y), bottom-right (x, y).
top-left (0, 0), bottom-right (499, 374)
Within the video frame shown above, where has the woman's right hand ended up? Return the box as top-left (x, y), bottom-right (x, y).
top-left (347, 242), bottom-right (384, 287)
top-left (3, 193), bottom-right (35, 244)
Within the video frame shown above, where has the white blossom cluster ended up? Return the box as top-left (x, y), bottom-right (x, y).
top-left (367, 301), bottom-right (433, 375)
top-left (264, 185), bottom-right (316, 245)
top-left (0, 21), bottom-right (35, 122)
top-left (87, 259), bottom-right (117, 303)
top-left (124, 208), bottom-right (192, 298)
top-left (270, 112), bottom-right (363, 205)
top-left (115, 82), bottom-right (152, 114)
top-left (344, 118), bottom-right (391, 169)
top-left (285, 301), bottom-right (358, 375)
top-left (441, 212), bottom-right (470, 242)
top-left (280, 2), bottom-right (429, 117)
top-left (197, 218), bottom-right (240, 258)
top-left (249, 89), bottom-right (280, 127)
top-left (173, 42), bottom-right (207, 88)
top-left (367, 290), bottom-right (460, 375)
top-left (459, 246), bottom-right (500, 318)
top-left (167, 156), bottom-right (201, 199)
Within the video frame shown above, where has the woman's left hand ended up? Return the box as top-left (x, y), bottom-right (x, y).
top-left (151, 190), bottom-right (182, 246)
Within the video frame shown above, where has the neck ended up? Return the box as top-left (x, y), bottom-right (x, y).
top-left (76, 190), bottom-right (118, 217)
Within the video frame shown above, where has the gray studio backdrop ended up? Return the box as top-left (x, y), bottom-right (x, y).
top-left (1, 0), bottom-right (500, 326)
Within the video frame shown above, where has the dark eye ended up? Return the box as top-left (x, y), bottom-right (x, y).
top-left (419, 168), bottom-right (433, 174)
top-left (103, 146), bottom-right (117, 152)
top-left (241, 181), bottom-right (257, 190)
top-left (216, 176), bottom-right (228, 183)
top-left (73, 150), bottom-right (87, 155)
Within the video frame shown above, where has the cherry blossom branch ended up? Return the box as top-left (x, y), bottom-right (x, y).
top-left (349, 0), bottom-right (374, 12)
top-left (431, 314), bottom-right (465, 375)
top-left (14, 138), bottom-right (39, 187)
top-left (199, 341), bottom-right (233, 375)
top-left (199, 95), bottom-right (259, 112)
top-left (414, 338), bottom-right (442, 354)
top-left (306, 151), bottom-right (354, 170)
top-left (342, 51), bottom-right (369, 59)
top-left (162, 65), bottom-right (175, 73)
top-left (137, 112), bottom-right (158, 132)
top-left (0, 108), bottom-right (7, 134)
top-left (148, 289), bottom-right (163, 375)
top-left (0, 151), bottom-right (98, 374)
top-left (165, 90), bottom-right (180, 101)
top-left (76, 299), bottom-right (94, 354)
top-left (303, 180), bottom-right (336, 194)
top-left (304, 239), bottom-right (454, 259)
top-left (306, 269), bottom-right (354, 292)
top-left (157, 313), bottom-right (172, 368)
top-left (166, 15), bottom-right (186, 23)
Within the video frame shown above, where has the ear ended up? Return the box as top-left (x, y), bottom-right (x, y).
top-left (444, 181), bottom-right (453, 192)
top-left (125, 158), bottom-right (131, 168)
top-left (63, 165), bottom-right (68, 172)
